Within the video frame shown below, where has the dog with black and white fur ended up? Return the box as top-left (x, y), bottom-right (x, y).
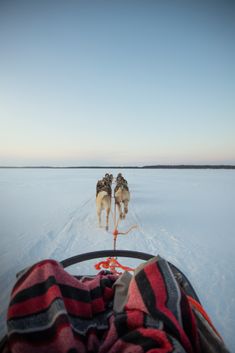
top-left (114, 173), bottom-right (130, 220)
top-left (96, 174), bottom-right (113, 231)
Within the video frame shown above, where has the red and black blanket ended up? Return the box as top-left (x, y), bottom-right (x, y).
top-left (3, 257), bottom-right (228, 353)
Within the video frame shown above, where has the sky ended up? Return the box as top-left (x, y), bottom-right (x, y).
top-left (0, 0), bottom-right (234, 166)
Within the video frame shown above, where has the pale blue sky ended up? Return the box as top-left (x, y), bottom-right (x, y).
top-left (0, 0), bottom-right (234, 166)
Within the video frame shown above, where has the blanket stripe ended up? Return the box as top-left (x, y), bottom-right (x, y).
top-left (135, 264), bottom-right (184, 343)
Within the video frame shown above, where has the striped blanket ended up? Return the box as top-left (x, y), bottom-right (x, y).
top-left (3, 257), bottom-right (229, 353)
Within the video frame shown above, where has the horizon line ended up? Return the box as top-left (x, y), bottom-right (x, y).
top-left (0, 164), bottom-right (235, 169)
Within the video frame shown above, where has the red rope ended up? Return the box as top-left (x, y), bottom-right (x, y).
top-left (187, 296), bottom-right (222, 339)
top-left (94, 257), bottom-right (134, 273)
top-left (94, 203), bottom-right (138, 273)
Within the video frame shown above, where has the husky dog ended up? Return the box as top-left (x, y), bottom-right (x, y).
top-left (96, 175), bottom-right (112, 231)
top-left (114, 174), bottom-right (130, 220)
top-left (104, 173), bottom-right (113, 185)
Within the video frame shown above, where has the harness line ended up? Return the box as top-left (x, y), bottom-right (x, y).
top-left (94, 182), bottom-right (138, 273)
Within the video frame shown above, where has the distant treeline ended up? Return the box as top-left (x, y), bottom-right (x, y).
top-left (0, 165), bottom-right (234, 169)
top-left (142, 165), bottom-right (235, 169)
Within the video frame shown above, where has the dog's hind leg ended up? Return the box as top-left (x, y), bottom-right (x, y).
top-left (105, 207), bottom-right (110, 231)
top-left (97, 207), bottom-right (102, 228)
top-left (116, 202), bottom-right (123, 220)
top-left (124, 200), bottom-right (129, 217)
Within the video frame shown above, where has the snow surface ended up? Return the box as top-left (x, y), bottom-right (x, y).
top-left (0, 168), bottom-right (234, 351)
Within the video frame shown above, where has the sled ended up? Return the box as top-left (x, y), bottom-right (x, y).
top-left (0, 249), bottom-right (200, 352)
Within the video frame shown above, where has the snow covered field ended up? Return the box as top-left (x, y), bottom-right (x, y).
top-left (0, 168), bottom-right (234, 350)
